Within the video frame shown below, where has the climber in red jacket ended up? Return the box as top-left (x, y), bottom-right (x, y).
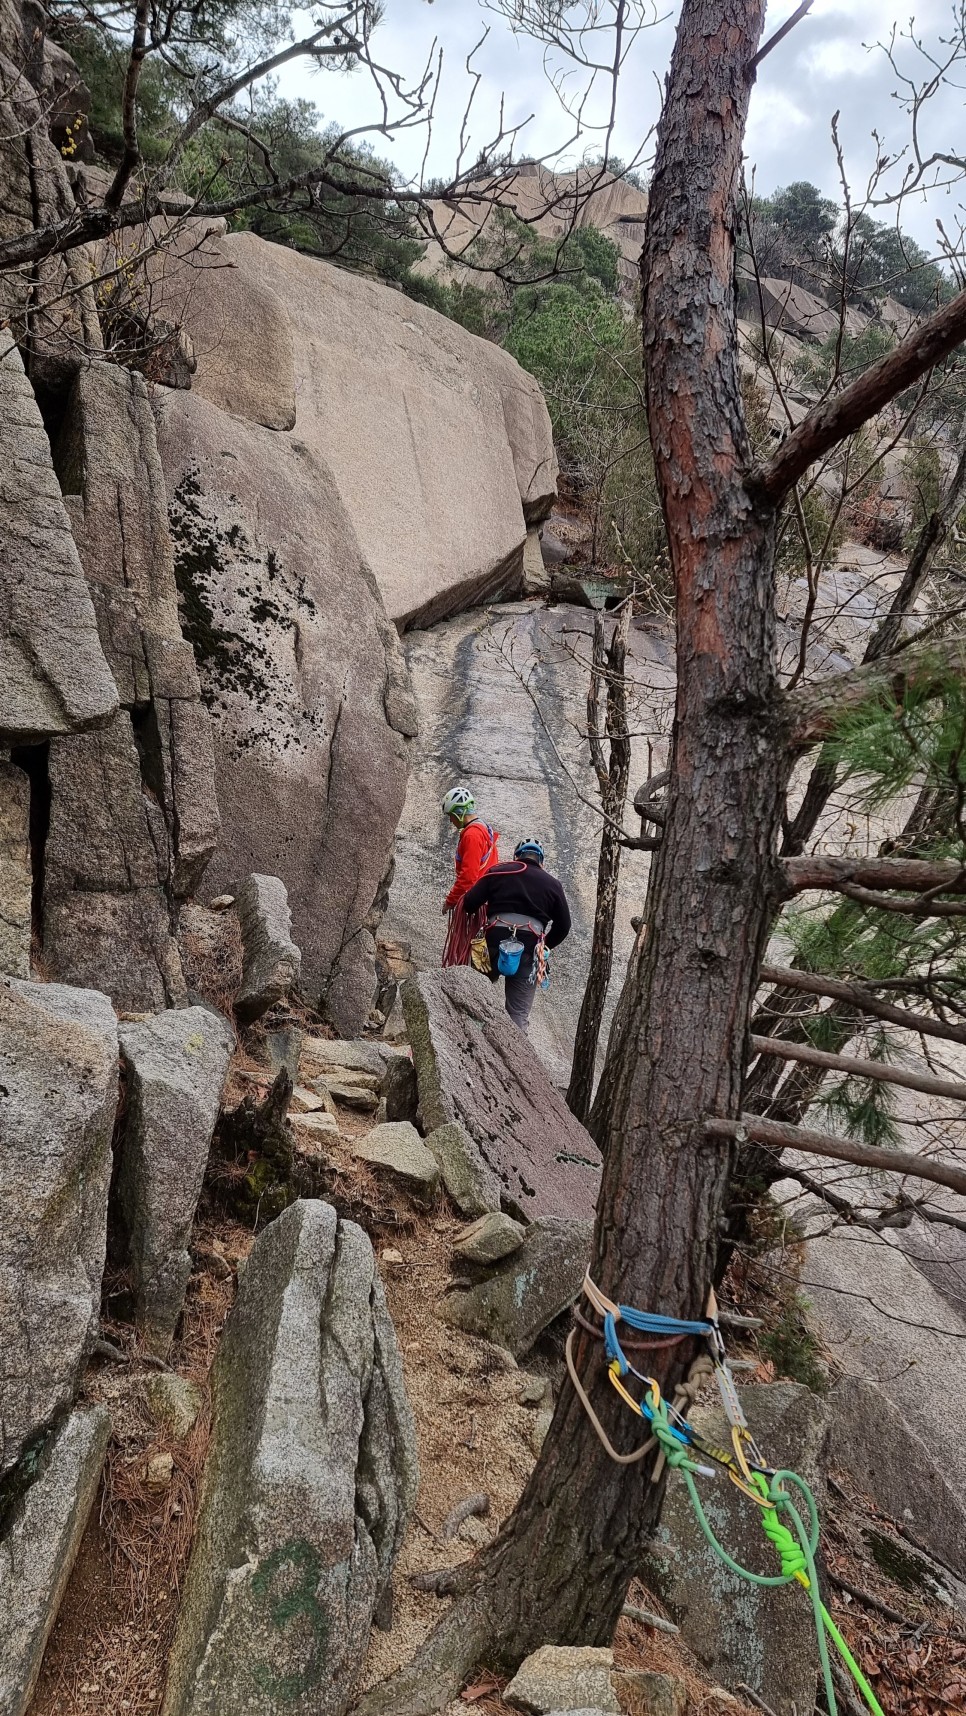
top-left (440, 784), bottom-right (499, 966)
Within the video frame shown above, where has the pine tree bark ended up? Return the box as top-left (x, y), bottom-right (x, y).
top-left (352, 8), bottom-right (789, 1712)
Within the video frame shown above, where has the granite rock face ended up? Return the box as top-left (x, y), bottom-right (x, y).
top-left (388, 603), bottom-right (674, 1084)
top-left (43, 711), bottom-right (187, 1011)
top-left (0, 12), bottom-right (102, 393)
top-left (403, 968), bottom-right (602, 1222)
top-left (117, 1007), bottom-right (234, 1355)
top-left (54, 359), bottom-right (220, 898)
top-left (0, 346), bottom-right (117, 742)
top-left (0, 976), bottom-right (118, 1475)
top-left (157, 231), bottom-right (556, 626)
top-left (162, 1199), bottom-right (418, 1716)
top-left (0, 1407), bottom-right (109, 1716)
top-left (157, 386), bottom-right (411, 1034)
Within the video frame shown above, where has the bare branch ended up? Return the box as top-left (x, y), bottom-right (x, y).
top-left (782, 855), bottom-right (966, 895)
top-left (837, 883), bottom-right (966, 917)
top-left (758, 964), bottom-right (966, 1047)
top-left (749, 1033), bottom-right (966, 1102)
top-left (748, 288), bottom-right (966, 505)
top-left (104, 0), bottom-right (150, 210)
top-left (749, 1), bottom-right (816, 72)
top-left (707, 1115), bottom-right (966, 1197)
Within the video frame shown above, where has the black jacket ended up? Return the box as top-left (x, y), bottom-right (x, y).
top-left (462, 859), bottom-right (571, 949)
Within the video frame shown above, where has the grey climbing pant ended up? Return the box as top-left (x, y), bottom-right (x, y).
top-left (504, 965), bottom-right (538, 1033)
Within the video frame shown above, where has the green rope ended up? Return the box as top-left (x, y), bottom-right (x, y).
top-left (645, 1391), bottom-right (885, 1716)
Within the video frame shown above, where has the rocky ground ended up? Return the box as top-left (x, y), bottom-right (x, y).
top-left (20, 988), bottom-right (966, 1716)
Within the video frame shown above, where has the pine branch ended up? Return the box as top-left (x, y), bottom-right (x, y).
top-left (785, 633), bottom-right (966, 752)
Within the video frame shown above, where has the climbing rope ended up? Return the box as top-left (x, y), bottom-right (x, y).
top-left (570, 1275), bottom-right (885, 1716)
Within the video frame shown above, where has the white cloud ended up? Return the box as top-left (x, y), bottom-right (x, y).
top-left (276, 1), bottom-right (966, 249)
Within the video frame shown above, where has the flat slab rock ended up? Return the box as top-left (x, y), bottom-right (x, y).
top-left (403, 969), bottom-right (601, 1222)
top-left (349, 1122), bottom-right (439, 1202)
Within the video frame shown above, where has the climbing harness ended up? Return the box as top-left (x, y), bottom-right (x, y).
top-left (568, 1274), bottom-right (885, 1716)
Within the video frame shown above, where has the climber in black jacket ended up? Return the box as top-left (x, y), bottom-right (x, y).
top-left (461, 838), bottom-right (571, 1034)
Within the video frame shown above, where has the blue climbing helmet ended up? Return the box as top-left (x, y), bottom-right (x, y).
top-left (514, 837), bottom-right (545, 862)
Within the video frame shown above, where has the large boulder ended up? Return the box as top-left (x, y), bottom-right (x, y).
top-left (162, 1199), bottom-right (418, 1716)
top-left (0, 758), bottom-right (30, 976)
top-left (0, 1406), bottom-right (109, 1716)
top-left (156, 231), bottom-right (557, 626)
top-left (0, 976), bottom-right (118, 1474)
top-left (116, 1007), bottom-right (234, 1355)
top-left (388, 602), bottom-right (675, 1082)
top-left (403, 967), bottom-right (602, 1221)
top-left (0, 346), bottom-right (117, 741)
top-left (157, 386), bottom-right (412, 1032)
top-left (645, 1383), bottom-right (830, 1716)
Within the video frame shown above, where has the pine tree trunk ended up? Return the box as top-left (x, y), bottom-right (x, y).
top-left (353, 7), bottom-right (788, 1709)
top-left (567, 606), bottom-right (632, 1123)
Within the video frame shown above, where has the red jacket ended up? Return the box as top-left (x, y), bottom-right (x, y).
top-left (444, 819), bottom-right (499, 910)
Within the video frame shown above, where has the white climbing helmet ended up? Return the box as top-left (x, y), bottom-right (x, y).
top-left (442, 785), bottom-right (475, 818)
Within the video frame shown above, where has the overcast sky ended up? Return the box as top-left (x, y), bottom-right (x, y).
top-left (278, 1), bottom-right (966, 253)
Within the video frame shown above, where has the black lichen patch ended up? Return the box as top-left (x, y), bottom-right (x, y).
top-left (168, 467), bottom-right (324, 756)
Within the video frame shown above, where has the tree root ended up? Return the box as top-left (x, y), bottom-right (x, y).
top-left (352, 1591), bottom-right (489, 1716)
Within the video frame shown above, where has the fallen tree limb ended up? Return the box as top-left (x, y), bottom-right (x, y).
top-left (749, 1034), bottom-right (966, 1103)
top-left (705, 1115), bottom-right (966, 1196)
top-left (758, 964), bottom-right (966, 1047)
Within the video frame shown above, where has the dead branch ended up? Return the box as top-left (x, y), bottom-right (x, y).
top-left (749, 1033), bottom-right (966, 1103)
top-left (749, 1), bottom-right (816, 71)
top-left (758, 964), bottom-right (966, 1047)
top-left (838, 883), bottom-right (966, 917)
top-left (782, 855), bottom-right (966, 895)
top-left (706, 1115), bottom-right (966, 1197)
